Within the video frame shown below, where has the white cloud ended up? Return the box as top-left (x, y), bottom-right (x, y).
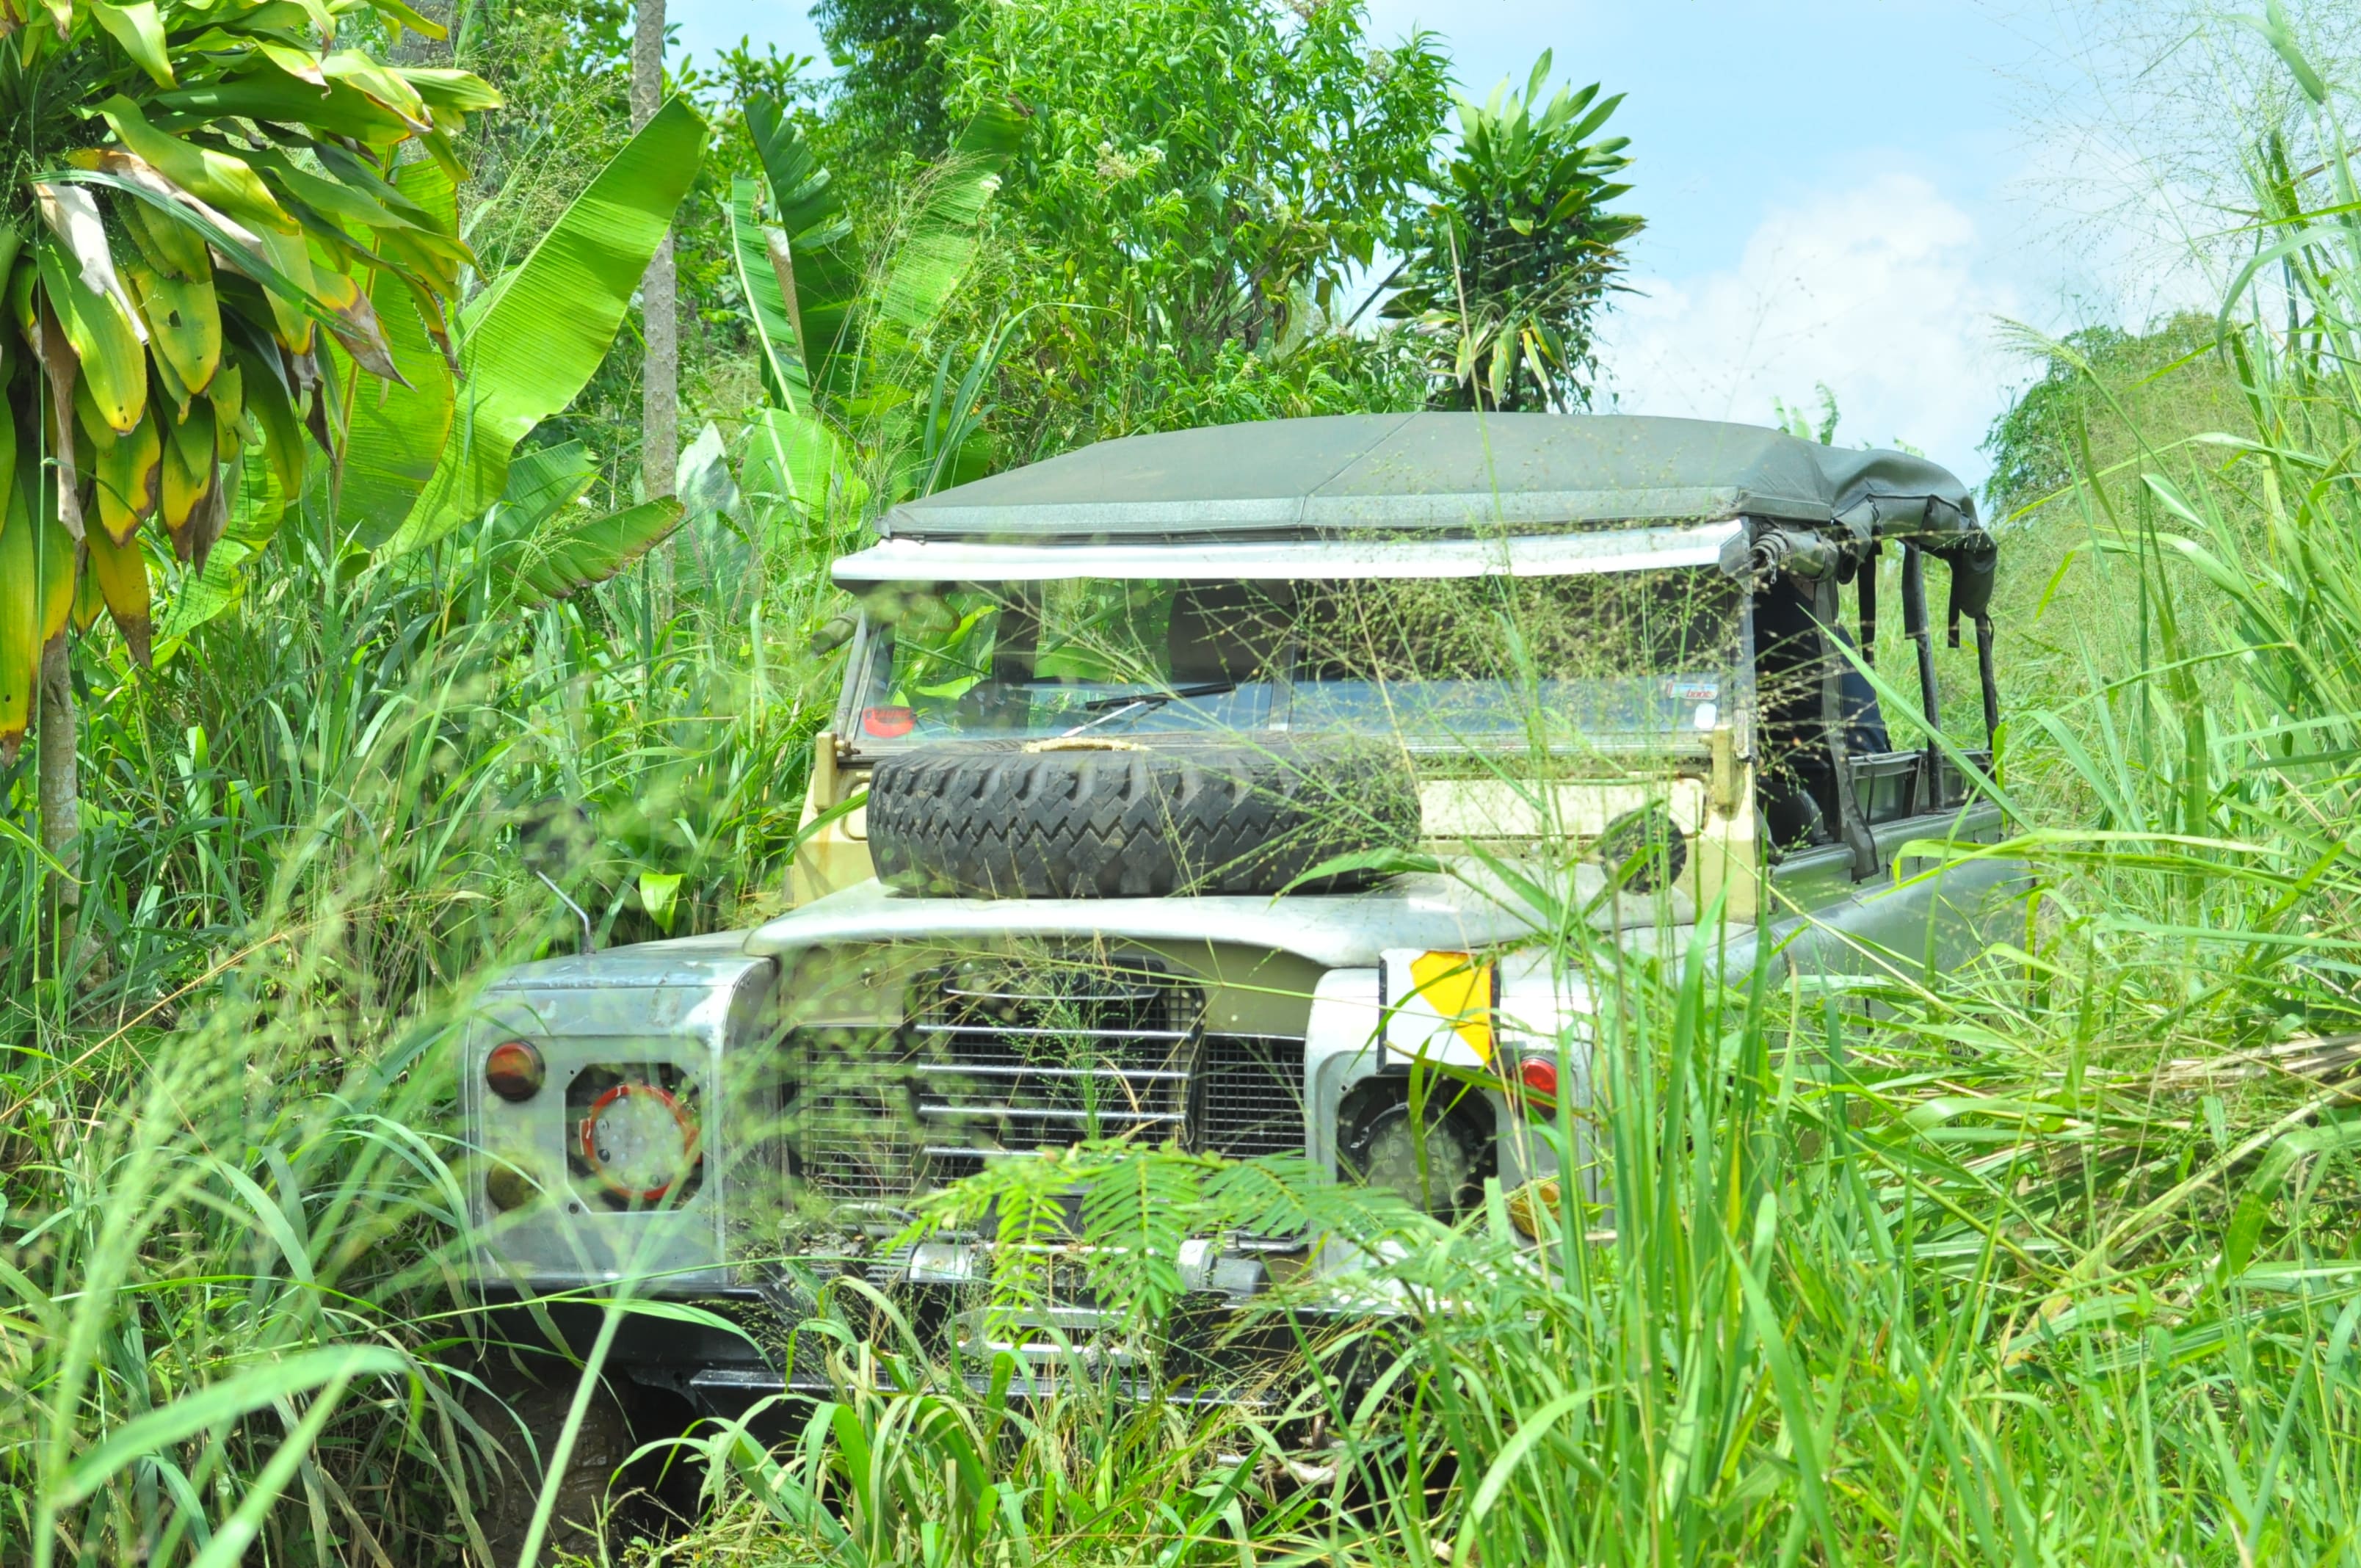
top-left (1596, 173), bottom-right (2025, 482)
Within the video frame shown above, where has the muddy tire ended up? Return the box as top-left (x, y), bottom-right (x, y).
top-left (868, 734), bottom-right (1422, 898)
top-left (468, 1367), bottom-right (635, 1566)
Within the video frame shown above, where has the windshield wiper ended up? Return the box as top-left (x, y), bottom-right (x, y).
top-left (1080, 680), bottom-right (1235, 711)
top-left (1059, 680), bottom-right (1236, 739)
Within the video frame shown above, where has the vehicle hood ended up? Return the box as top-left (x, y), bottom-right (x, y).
top-left (742, 862), bottom-right (1683, 970)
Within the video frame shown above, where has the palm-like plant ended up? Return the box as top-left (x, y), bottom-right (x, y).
top-left (1385, 51), bottom-right (1642, 413)
top-left (0, 0), bottom-right (494, 860)
top-left (728, 92), bottom-right (1019, 547)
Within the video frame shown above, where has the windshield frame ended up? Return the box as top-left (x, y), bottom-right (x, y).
top-left (834, 558), bottom-right (1753, 764)
top-left (833, 520), bottom-right (1744, 584)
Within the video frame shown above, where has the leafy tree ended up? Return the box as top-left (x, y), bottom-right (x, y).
top-left (1979, 314), bottom-right (2238, 521)
top-left (939, 0), bottom-right (1450, 449)
top-left (1385, 51), bottom-right (1642, 412)
top-left (813, 0), bottom-right (965, 173)
top-left (339, 98), bottom-right (709, 561)
top-left (448, 0), bottom-right (809, 504)
top-left (0, 0), bottom-right (494, 885)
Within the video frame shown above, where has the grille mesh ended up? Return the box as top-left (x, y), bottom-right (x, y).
top-left (793, 1027), bottom-right (923, 1199)
top-left (1198, 1035), bottom-right (1309, 1158)
top-left (916, 959), bottom-right (1203, 1182)
top-left (791, 954), bottom-right (1310, 1197)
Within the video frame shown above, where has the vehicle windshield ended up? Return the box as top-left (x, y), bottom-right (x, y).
top-left (847, 570), bottom-right (1742, 755)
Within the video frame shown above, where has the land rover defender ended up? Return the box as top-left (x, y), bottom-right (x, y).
top-left (461, 412), bottom-right (2021, 1416)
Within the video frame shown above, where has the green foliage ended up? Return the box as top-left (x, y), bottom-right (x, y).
top-left (390, 96), bottom-right (707, 552)
top-left (1979, 313), bottom-right (2238, 522)
top-left (813, 0), bottom-right (967, 173)
top-left (0, 0), bottom-right (492, 755)
top-left (945, 0), bottom-right (1446, 346)
top-left (1385, 51), bottom-right (1642, 413)
top-left (1772, 382), bottom-right (1844, 445)
top-left (940, 0), bottom-right (1450, 450)
top-left (0, 1000), bottom-right (484, 1567)
top-left (450, 0), bottom-right (815, 500)
top-left (463, 440), bottom-right (692, 611)
top-left (903, 1139), bottom-right (1422, 1335)
top-left (727, 91), bottom-right (1020, 560)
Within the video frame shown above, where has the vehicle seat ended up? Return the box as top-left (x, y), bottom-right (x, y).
top-left (1167, 583), bottom-right (1291, 684)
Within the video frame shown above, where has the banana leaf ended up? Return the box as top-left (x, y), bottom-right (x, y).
top-left (479, 496), bottom-right (686, 608)
top-left (737, 98), bottom-right (1017, 435)
top-left (739, 95), bottom-right (855, 410)
top-left (390, 97), bottom-right (706, 555)
top-left (0, 454), bottom-right (37, 761)
top-left (488, 440), bottom-right (598, 532)
top-left (741, 405), bottom-right (857, 526)
top-left (876, 104), bottom-right (1023, 339)
top-left (338, 164), bottom-right (458, 547)
top-left (728, 176), bottom-right (805, 413)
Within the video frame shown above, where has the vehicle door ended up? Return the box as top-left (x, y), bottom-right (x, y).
top-left (1754, 537), bottom-right (2025, 986)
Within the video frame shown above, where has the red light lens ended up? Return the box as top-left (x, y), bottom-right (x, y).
top-left (862, 705), bottom-right (916, 738)
top-left (1517, 1056), bottom-right (1559, 1116)
top-left (485, 1039), bottom-right (545, 1102)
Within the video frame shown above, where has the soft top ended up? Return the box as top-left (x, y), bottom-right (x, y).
top-left (883, 413), bottom-right (1976, 543)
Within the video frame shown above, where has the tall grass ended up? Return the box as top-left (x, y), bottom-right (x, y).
top-left (0, 462), bottom-right (838, 1561)
top-left (652, 38), bottom-right (2361, 1568)
top-left (12, 29), bottom-right (2361, 1568)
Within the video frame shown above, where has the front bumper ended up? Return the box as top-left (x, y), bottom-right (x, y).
top-left (472, 1238), bottom-right (1370, 1420)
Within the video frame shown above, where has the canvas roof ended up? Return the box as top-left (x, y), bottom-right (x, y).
top-left (881, 413), bottom-right (1978, 543)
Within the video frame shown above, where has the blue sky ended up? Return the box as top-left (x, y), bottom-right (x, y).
top-left (668, 1), bottom-right (2167, 482)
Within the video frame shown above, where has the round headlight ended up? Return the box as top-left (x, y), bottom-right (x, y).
top-left (1339, 1090), bottom-right (1490, 1219)
top-left (485, 1039), bottom-right (545, 1101)
top-left (578, 1083), bottom-right (701, 1202)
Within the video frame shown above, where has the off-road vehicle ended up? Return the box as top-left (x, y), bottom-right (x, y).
top-left (461, 413), bottom-right (2022, 1419)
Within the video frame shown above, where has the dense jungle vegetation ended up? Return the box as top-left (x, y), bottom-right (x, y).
top-left (8, 0), bottom-right (2361, 1563)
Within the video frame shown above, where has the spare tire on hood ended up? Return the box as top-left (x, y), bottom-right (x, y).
top-left (867, 733), bottom-right (1423, 899)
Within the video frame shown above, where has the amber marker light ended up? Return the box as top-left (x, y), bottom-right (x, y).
top-left (485, 1039), bottom-right (545, 1101)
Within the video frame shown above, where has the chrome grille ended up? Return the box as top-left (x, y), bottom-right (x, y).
top-left (1197, 1035), bottom-right (1308, 1158)
top-left (913, 958), bottom-right (1204, 1181)
top-left (790, 957), bottom-right (1313, 1199)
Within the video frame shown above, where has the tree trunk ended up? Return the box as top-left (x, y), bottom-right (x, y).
top-left (36, 632), bottom-right (79, 910)
top-left (633, 0), bottom-right (678, 504)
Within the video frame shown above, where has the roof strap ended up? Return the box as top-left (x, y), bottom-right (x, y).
top-left (1975, 614), bottom-right (2001, 756)
top-left (1901, 544), bottom-right (1943, 810)
top-left (1943, 533), bottom-right (1999, 648)
top-left (1857, 539), bottom-right (1880, 664)
top-left (1813, 576), bottom-right (1879, 881)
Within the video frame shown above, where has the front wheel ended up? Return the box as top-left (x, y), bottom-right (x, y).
top-left (467, 1363), bottom-right (635, 1565)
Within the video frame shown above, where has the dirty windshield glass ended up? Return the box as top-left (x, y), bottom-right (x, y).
top-left (849, 571), bottom-right (1741, 753)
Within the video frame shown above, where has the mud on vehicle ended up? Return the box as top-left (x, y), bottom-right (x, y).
top-left (461, 413), bottom-right (2025, 1421)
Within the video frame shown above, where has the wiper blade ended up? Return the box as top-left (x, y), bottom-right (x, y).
top-left (1080, 680), bottom-right (1236, 711)
top-left (1059, 680), bottom-right (1237, 740)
